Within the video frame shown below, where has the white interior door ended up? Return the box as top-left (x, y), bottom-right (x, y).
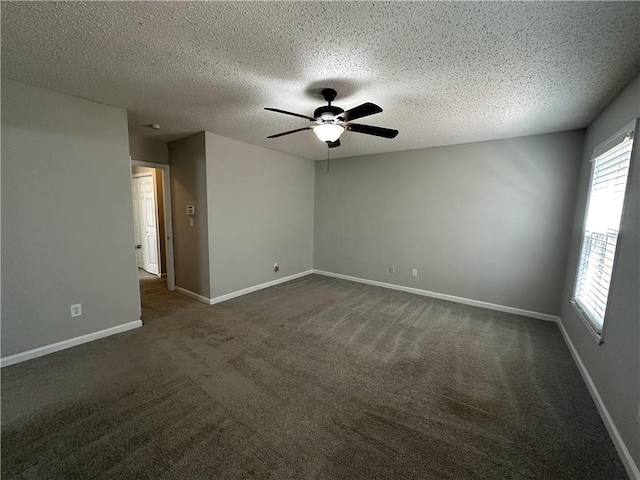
top-left (140, 175), bottom-right (159, 274)
top-left (131, 179), bottom-right (142, 268)
top-left (132, 175), bottom-right (159, 275)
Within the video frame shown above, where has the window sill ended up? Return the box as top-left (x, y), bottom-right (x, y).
top-left (570, 300), bottom-right (604, 345)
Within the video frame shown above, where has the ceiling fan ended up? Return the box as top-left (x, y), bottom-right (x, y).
top-left (265, 88), bottom-right (398, 148)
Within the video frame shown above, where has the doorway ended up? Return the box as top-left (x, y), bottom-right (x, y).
top-left (130, 160), bottom-right (176, 291)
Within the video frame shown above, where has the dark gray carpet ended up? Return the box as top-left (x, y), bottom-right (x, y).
top-left (1, 273), bottom-right (628, 479)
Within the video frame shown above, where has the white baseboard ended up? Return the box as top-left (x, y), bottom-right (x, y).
top-left (0, 320), bottom-right (143, 368)
top-left (210, 270), bottom-right (314, 305)
top-left (175, 286), bottom-right (212, 304)
top-left (556, 318), bottom-right (640, 480)
top-left (312, 270), bottom-right (559, 322)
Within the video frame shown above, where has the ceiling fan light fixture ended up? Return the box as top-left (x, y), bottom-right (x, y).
top-left (313, 124), bottom-right (344, 143)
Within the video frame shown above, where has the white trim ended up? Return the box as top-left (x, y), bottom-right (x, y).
top-left (131, 160), bottom-right (176, 291)
top-left (312, 270), bottom-right (559, 322)
top-left (556, 318), bottom-right (640, 480)
top-left (131, 160), bottom-right (168, 168)
top-left (591, 118), bottom-right (637, 160)
top-left (209, 270), bottom-right (314, 305)
top-left (570, 300), bottom-right (604, 344)
top-left (175, 286), bottom-right (212, 304)
top-left (0, 321), bottom-right (143, 368)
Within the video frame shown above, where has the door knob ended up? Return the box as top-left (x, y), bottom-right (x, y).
top-left (136, 245), bottom-right (142, 249)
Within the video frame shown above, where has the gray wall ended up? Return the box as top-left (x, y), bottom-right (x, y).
top-left (205, 132), bottom-right (315, 299)
top-left (168, 133), bottom-right (210, 297)
top-left (314, 131), bottom-right (584, 315)
top-left (129, 135), bottom-right (169, 164)
top-left (559, 74), bottom-right (640, 470)
top-left (1, 79), bottom-right (141, 357)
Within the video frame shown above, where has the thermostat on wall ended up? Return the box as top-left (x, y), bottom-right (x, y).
top-left (186, 205), bottom-right (195, 215)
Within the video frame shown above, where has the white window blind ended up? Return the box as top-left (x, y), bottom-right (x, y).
top-left (572, 127), bottom-right (635, 335)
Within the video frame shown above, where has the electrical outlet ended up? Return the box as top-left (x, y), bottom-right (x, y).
top-left (274, 263), bottom-right (280, 273)
top-left (389, 266), bottom-right (395, 273)
top-left (70, 303), bottom-right (82, 318)
top-left (411, 269), bottom-right (418, 277)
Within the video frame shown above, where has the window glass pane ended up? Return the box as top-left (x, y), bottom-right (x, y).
top-left (573, 132), bottom-right (634, 333)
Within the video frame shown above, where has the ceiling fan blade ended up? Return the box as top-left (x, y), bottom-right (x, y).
top-left (267, 127), bottom-right (311, 139)
top-left (346, 123), bottom-right (398, 139)
top-left (264, 108), bottom-right (316, 121)
top-left (338, 102), bottom-right (382, 122)
top-left (327, 139), bottom-right (341, 148)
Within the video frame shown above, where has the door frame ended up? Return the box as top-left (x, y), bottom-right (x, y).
top-left (131, 160), bottom-right (176, 291)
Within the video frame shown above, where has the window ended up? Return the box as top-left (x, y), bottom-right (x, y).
top-left (572, 120), bottom-right (637, 342)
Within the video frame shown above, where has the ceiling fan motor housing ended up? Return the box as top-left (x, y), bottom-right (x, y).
top-left (314, 105), bottom-right (344, 122)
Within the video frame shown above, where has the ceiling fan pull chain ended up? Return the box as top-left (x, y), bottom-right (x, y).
top-left (327, 146), bottom-right (330, 173)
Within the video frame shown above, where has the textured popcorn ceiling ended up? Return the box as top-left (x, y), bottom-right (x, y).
top-left (2, 2), bottom-right (639, 161)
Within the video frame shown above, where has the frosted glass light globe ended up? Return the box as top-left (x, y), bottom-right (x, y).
top-left (313, 124), bottom-right (344, 142)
